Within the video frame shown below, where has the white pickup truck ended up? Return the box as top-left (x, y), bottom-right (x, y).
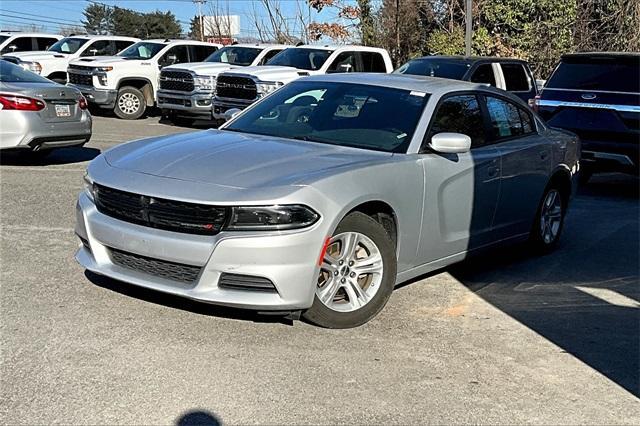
top-left (212, 45), bottom-right (393, 120)
top-left (67, 39), bottom-right (221, 119)
top-left (3, 35), bottom-right (138, 84)
top-left (157, 43), bottom-right (291, 124)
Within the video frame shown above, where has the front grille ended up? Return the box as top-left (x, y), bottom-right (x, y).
top-left (68, 72), bottom-right (93, 86)
top-left (109, 247), bottom-right (202, 284)
top-left (218, 273), bottom-right (277, 292)
top-left (160, 70), bottom-right (194, 92)
top-left (94, 184), bottom-right (229, 235)
top-left (216, 75), bottom-right (257, 100)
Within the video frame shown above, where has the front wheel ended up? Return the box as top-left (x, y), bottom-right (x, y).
top-left (303, 212), bottom-right (397, 329)
top-left (529, 185), bottom-right (566, 253)
top-left (114, 86), bottom-right (146, 120)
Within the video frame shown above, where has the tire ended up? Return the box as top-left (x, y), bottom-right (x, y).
top-left (528, 184), bottom-right (566, 253)
top-left (303, 212), bottom-right (397, 329)
top-left (114, 86), bottom-right (146, 120)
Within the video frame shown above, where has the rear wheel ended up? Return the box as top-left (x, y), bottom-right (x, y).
top-left (529, 185), bottom-right (565, 253)
top-left (114, 86), bottom-right (146, 120)
top-left (303, 212), bottom-right (396, 329)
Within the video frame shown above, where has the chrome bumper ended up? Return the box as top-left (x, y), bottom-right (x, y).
top-left (157, 90), bottom-right (214, 117)
top-left (68, 83), bottom-right (117, 109)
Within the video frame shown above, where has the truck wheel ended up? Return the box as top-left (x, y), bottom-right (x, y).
top-left (303, 212), bottom-right (397, 329)
top-left (114, 86), bottom-right (146, 120)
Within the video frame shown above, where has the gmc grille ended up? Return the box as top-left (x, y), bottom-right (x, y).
top-left (216, 75), bottom-right (257, 100)
top-left (94, 184), bottom-right (229, 235)
top-left (109, 247), bottom-right (202, 284)
top-left (68, 72), bottom-right (93, 86)
top-left (160, 70), bottom-right (195, 92)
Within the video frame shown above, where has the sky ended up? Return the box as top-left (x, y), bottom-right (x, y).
top-left (0, 0), bottom-right (350, 39)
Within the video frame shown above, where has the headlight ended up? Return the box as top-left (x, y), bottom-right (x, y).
top-left (96, 66), bottom-right (113, 72)
top-left (225, 205), bottom-right (319, 231)
top-left (83, 172), bottom-right (95, 201)
top-left (96, 73), bottom-right (108, 86)
top-left (19, 61), bottom-right (42, 74)
top-left (256, 81), bottom-right (283, 96)
top-left (194, 75), bottom-right (216, 91)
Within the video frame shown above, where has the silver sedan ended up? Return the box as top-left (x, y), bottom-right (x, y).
top-left (0, 60), bottom-right (91, 155)
top-left (76, 74), bottom-right (579, 328)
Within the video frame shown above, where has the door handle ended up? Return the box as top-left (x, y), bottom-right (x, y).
top-left (488, 166), bottom-right (499, 178)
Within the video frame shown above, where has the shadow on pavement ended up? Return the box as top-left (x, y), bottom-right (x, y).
top-left (176, 410), bottom-right (222, 426)
top-left (85, 271), bottom-right (296, 327)
top-left (450, 173), bottom-right (639, 396)
top-left (0, 146), bottom-right (100, 166)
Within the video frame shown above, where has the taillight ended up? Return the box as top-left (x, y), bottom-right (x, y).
top-left (78, 96), bottom-right (88, 110)
top-left (528, 95), bottom-right (541, 113)
top-left (0, 94), bottom-right (45, 111)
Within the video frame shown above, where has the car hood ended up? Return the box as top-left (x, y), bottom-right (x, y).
top-left (165, 62), bottom-right (241, 75)
top-left (4, 51), bottom-right (68, 61)
top-left (103, 129), bottom-right (391, 189)
top-left (226, 65), bottom-right (315, 82)
top-left (70, 55), bottom-right (132, 66)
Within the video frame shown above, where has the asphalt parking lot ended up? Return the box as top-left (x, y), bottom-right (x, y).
top-left (1, 115), bottom-right (639, 424)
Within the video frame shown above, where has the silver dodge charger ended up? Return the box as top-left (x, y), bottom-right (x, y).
top-left (76, 74), bottom-right (579, 328)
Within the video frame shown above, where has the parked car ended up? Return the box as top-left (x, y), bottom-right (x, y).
top-left (0, 32), bottom-right (61, 55)
top-left (157, 43), bottom-right (292, 125)
top-left (0, 60), bottom-right (91, 155)
top-left (2, 35), bottom-right (138, 84)
top-left (395, 56), bottom-right (538, 103)
top-left (67, 39), bottom-right (221, 119)
top-left (534, 52), bottom-right (639, 181)
top-left (76, 73), bottom-right (578, 328)
top-left (212, 45), bottom-right (393, 119)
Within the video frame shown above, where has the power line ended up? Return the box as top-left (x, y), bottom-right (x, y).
top-left (0, 13), bottom-right (84, 27)
top-left (0, 10), bottom-right (84, 25)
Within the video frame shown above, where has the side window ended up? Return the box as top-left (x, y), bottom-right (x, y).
top-left (190, 45), bottom-right (217, 62)
top-left (259, 49), bottom-right (281, 65)
top-left (160, 45), bottom-right (189, 66)
top-left (327, 52), bottom-right (358, 73)
top-left (2, 37), bottom-right (33, 54)
top-left (501, 63), bottom-right (530, 91)
top-left (470, 64), bottom-right (496, 86)
top-left (81, 40), bottom-right (111, 57)
top-left (426, 95), bottom-right (485, 149)
top-left (358, 52), bottom-right (387, 73)
top-left (115, 40), bottom-right (135, 53)
top-left (485, 96), bottom-right (534, 139)
top-left (36, 37), bottom-right (57, 50)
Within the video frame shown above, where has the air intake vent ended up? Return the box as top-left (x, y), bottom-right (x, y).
top-left (109, 247), bottom-right (202, 284)
top-left (219, 273), bottom-right (277, 292)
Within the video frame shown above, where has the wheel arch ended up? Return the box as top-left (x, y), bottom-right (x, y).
top-left (549, 166), bottom-right (573, 208)
top-left (332, 199), bottom-right (399, 253)
top-left (117, 78), bottom-right (154, 106)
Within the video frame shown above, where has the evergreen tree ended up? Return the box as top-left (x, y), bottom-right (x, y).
top-left (82, 4), bottom-right (112, 35)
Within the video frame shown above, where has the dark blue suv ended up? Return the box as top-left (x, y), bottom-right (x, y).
top-left (536, 53), bottom-right (639, 181)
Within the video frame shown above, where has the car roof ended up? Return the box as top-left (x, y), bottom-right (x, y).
top-left (561, 52), bottom-right (640, 60)
top-left (63, 35), bottom-right (139, 41)
top-left (232, 43), bottom-right (292, 49)
top-left (302, 72), bottom-right (503, 97)
top-left (0, 32), bottom-right (61, 37)
top-left (293, 44), bottom-right (385, 52)
top-left (409, 55), bottom-right (529, 65)
top-left (144, 39), bottom-right (221, 46)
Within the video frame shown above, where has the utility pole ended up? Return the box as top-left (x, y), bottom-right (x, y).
top-left (465, 0), bottom-right (472, 57)
top-left (193, 0), bottom-right (205, 41)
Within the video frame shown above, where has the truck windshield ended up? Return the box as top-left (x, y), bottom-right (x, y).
top-left (225, 81), bottom-right (430, 153)
top-left (395, 58), bottom-right (470, 79)
top-left (118, 42), bottom-right (165, 60)
top-left (266, 48), bottom-right (332, 71)
top-left (546, 56), bottom-right (640, 93)
top-left (0, 60), bottom-right (52, 83)
top-left (48, 37), bottom-right (89, 54)
top-left (205, 46), bottom-right (262, 66)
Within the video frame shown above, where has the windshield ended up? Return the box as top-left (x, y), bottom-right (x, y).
top-left (118, 41), bottom-right (165, 60)
top-left (206, 46), bottom-right (262, 66)
top-left (547, 56), bottom-right (640, 93)
top-left (48, 37), bottom-right (89, 54)
top-left (266, 48), bottom-right (332, 71)
top-left (395, 58), bottom-right (470, 80)
top-left (225, 81), bottom-right (429, 153)
top-left (0, 60), bottom-right (52, 83)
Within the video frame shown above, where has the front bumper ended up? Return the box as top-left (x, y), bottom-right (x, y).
top-left (68, 83), bottom-right (117, 109)
top-left (212, 98), bottom-right (254, 120)
top-left (157, 90), bottom-right (214, 117)
top-left (580, 140), bottom-right (639, 175)
top-left (74, 192), bottom-right (325, 310)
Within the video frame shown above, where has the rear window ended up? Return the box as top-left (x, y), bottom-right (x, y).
top-left (546, 56), bottom-right (640, 93)
top-left (395, 58), bottom-right (470, 80)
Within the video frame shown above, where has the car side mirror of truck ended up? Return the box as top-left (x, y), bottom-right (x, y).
top-left (429, 133), bottom-right (471, 154)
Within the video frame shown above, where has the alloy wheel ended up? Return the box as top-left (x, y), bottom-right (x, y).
top-left (540, 189), bottom-right (563, 244)
top-left (118, 92), bottom-right (141, 115)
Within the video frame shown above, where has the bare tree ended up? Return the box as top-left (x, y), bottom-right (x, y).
top-left (247, 0), bottom-right (309, 44)
top-left (205, 0), bottom-right (233, 42)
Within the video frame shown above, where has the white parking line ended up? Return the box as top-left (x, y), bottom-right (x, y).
top-left (575, 285), bottom-right (640, 308)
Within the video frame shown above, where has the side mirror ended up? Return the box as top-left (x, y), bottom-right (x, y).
top-left (167, 54), bottom-right (178, 64)
top-left (8, 45), bottom-right (17, 52)
top-left (429, 132), bottom-right (471, 154)
top-left (224, 108), bottom-right (242, 121)
top-left (337, 63), bottom-right (352, 73)
top-left (89, 49), bottom-right (98, 56)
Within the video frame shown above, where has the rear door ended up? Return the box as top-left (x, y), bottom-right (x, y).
top-left (538, 55), bottom-right (640, 166)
